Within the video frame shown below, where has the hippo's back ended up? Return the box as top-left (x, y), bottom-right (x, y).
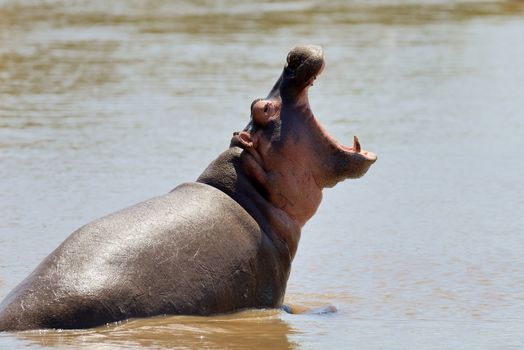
top-left (0, 182), bottom-right (289, 331)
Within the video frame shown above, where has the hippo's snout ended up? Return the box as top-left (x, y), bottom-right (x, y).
top-left (286, 45), bottom-right (324, 78)
top-left (281, 45), bottom-right (325, 101)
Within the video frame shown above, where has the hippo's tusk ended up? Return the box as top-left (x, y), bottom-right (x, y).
top-left (353, 136), bottom-right (361, 153)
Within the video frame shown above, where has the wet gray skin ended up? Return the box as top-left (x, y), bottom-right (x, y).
top-left (0, 45), bottom-right (376, 331)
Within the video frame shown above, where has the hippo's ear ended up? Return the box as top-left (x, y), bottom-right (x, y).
top-left (238, 131), bottom-right (255, 149)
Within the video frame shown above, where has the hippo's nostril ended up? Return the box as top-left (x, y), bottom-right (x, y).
top-left (264, 104), bottom-right (269, 113)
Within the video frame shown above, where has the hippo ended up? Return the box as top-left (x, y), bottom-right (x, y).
top-left (0, 45), bottom-right (376, 331)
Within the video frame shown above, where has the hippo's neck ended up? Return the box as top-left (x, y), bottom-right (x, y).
top-left (196, 146), bottom-right (301, 260)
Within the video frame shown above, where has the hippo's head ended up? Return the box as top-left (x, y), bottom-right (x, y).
top-left (232, 45), bottom-right (377, 229)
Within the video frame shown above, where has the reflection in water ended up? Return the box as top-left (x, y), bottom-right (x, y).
top-left (1, 0), bottom-right (524, 349)
top-left (17, 310), bottom-right (296, 349)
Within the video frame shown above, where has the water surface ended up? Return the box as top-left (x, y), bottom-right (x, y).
top-left (1, 0), bottom-right (524, 348)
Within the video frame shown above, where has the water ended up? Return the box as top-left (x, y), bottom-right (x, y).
top-left (1, 0), bottom-right (524, 348)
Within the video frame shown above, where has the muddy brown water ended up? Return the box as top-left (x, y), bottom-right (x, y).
top-left (1, 0), bottom-right (524, 349)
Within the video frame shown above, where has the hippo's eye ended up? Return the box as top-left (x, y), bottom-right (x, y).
top-left (250, 98), bottom-right (263, 112)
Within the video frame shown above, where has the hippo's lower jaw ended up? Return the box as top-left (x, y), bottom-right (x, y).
top-left (312, 114), bottom-right (377, 164)
top-left (316, 127), bottom-right (377, 187)
top-left (341, 136), bottom-right (377, 162)
top-left (321, 126), bottom-right (377, 182)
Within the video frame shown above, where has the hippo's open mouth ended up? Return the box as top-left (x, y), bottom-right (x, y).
top-left (281, 45), bottom-right (377, 164)
top-left (313, 115), bottom-right (377, 162)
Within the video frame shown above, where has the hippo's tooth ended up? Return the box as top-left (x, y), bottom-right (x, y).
top-left (353, 136), bottom-right (361, 153)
